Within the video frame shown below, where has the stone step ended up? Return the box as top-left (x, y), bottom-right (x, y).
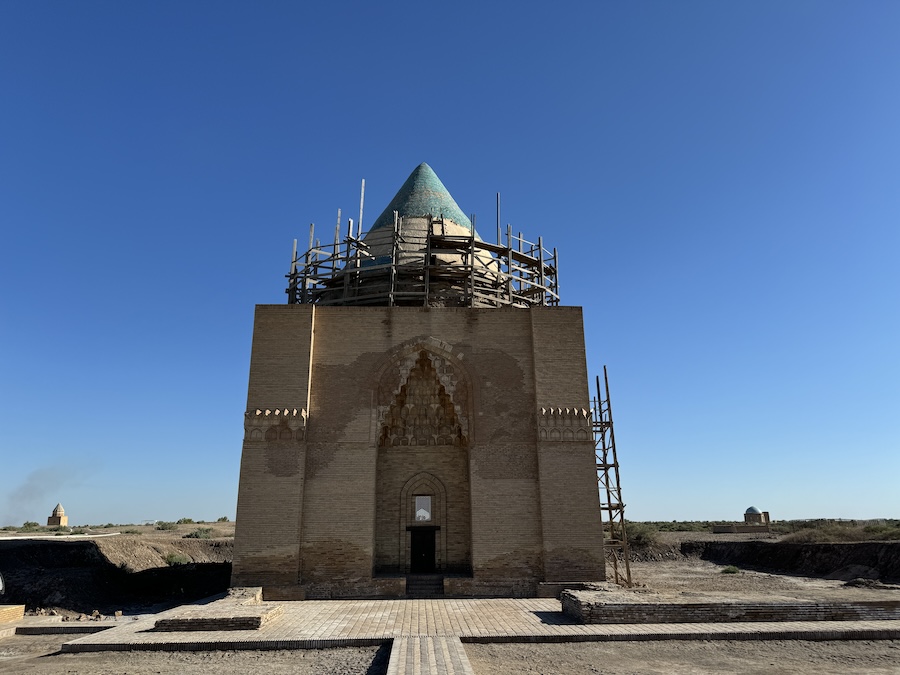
top-left (406, 576), bottom-right (445, 598)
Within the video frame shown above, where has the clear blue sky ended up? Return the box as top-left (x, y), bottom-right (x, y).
top-left (2, 1), bottom-right (898, 526)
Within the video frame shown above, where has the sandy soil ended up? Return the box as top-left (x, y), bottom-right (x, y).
top-left (2, 556), bottom-right (899, 674)
top-left (626, 557), bottom-right (900, 603)
top-left (3, 636), bottom-right (897, 675)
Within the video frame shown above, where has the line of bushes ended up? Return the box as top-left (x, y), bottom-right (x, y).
top-left (622, 519), bottom-right (900, 550)
top-left (2, 517), bottom-right (232, 531)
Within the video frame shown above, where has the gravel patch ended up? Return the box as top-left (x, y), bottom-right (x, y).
top-left (0, 634), bottom-right (389, 675)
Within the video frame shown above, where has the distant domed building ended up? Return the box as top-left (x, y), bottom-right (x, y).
top-left (47, 503), bottom-right (68, 527)
top-left (744, 506), bottom-right (769, 526)
top-left (712, 505), bottom-right (772, 533)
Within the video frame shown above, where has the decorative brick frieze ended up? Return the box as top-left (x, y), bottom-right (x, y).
top-left (244, 408), bottom-right (308, 441)
top-left (538, 406), bottom-right (592, 442)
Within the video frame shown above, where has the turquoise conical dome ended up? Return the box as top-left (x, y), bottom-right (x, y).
top-left (367, 163), bottom-right (472, 232)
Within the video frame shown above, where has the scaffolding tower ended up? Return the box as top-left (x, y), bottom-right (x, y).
top-left (593, 366), bottom-right (632, 587)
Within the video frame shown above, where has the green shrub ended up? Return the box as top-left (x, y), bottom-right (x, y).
top-left (773, 519), bottom-right (900, 542)
top-left (165, 552), bottom-right (191, 566)
top-left (156, 521), bottom-right (177, 531)
top-left (176, 518), bottom-right (194, 525)
top-left (631, 520), bottom-right (733, 533)
top-left (121, 528), bottom-right (142, 535)
top-left (182, 528), bottom-right (215, 539)
top-left (71, 529), bottom-right (86, 535)
top-left (625, 521), bottom-right (660, 550)
top-left (217, 516), bottom-right (229, 522)
top-left (721, 565), bottom-right (740, 574)
top-left (20, 521), bottom-right (40, 531)
top-left (781, 524), bottom-right (871, 544)
top-left (862, 523), bottom-right (900, 540)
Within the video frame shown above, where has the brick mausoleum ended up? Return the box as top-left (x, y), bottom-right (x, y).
top-left (232, 164), bottom-right (605, 599)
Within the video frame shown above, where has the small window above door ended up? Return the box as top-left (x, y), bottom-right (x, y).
top-left (415, 495), bottom-right (432, 522)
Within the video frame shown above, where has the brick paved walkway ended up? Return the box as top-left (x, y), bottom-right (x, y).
top-left (57, 598), bottom-right (900, 674)
top-left (387, 637), bottom-right (475, 675)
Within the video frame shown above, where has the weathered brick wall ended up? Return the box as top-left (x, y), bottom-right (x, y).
top-left (245, 305), bottom-right (315, 405)
top-left (468, 475), bottom-right (544, 586)
top-left (536, 441), bottom-right (606, 580)
top-left (232, 305), bottom-right (314, 587)
top-left (297, 440), bottom-right (377, 590)
top-left (231, 437), bottom-right (306, 586)
top-left (233, 304), bottom-right (606, 596)
top-left (529, 308), bottom-right (591, 402)
top-left (531, 309), bottom-right (606, 581)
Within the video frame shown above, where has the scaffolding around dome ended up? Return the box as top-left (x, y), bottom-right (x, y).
top-left (286, 215), bottom-right (560, 308)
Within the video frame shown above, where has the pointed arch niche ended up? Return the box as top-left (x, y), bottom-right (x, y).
top-left (373, 345), bottom-right (472, 576)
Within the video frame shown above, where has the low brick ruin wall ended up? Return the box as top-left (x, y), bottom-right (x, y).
top-left (0, 605), bottom-right (25, 624)
top-left (154, 605), bottom-right (284, 632)
top-left (154, 588), bottom-right (283, 632)
top-left (561, 591), bottom-right (900, 624)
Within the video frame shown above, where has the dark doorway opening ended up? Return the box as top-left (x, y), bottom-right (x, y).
top-left (409, 528), bottom-right (436, 573)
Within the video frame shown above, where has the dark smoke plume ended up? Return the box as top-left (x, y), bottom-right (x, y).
top-left (2, 467), bottom-right (85, 527)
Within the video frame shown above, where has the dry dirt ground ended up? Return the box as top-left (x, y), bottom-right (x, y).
top-left (464, 640), bottom-right (900, 675)
top-left (466, 558), bottom-right (900, 674)
top-left (0, 635), bottom-right (389, 675)
top-left (2, 535), bottom-right (899, 674)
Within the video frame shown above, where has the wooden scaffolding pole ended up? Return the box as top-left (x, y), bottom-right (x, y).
top-left (594, 366), bottom-right (632, 587)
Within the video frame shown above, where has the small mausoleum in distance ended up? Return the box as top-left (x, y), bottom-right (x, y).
top-left (231, 163), bottom-right (607, 599)
top-left (47, 503), bottom-right (67, 528)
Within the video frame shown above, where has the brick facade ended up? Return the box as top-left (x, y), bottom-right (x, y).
top-left (232, 304), bottom-right (605, 598)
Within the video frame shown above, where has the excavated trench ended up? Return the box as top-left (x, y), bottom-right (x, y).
top-left (681, 540), bottom-right (900, 582)
top-left (0, 537), bottom-right (232, 613)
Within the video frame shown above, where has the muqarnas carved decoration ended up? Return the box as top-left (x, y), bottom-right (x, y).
top-left (379, 350), bottom-right (466, 447)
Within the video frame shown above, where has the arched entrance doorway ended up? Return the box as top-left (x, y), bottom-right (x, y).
top-left (373, 348), bottom-right (472, 576)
